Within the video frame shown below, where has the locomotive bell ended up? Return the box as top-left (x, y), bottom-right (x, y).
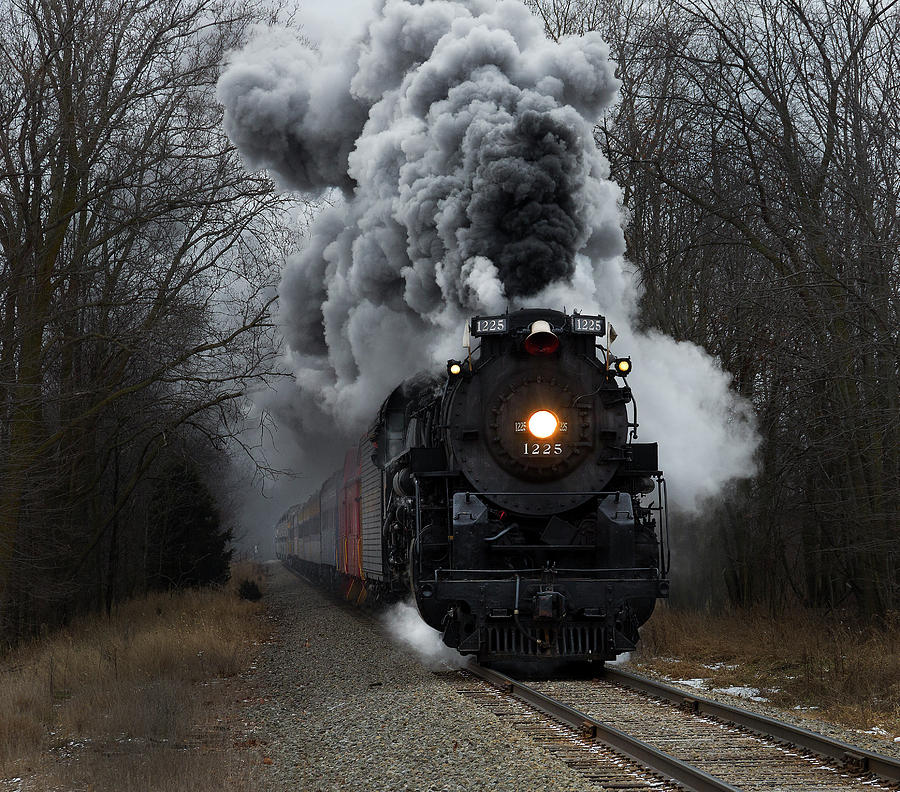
top-left (524, 320), bottom-right (559, 355)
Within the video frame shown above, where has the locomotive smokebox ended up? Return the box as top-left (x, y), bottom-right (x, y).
top-left (443, 310), bottom-right (630, 515)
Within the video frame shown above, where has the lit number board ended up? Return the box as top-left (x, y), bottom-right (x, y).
top-left (471, 315), bottom-right (508, 336)
top-left (571, 314), bottom-right (606, 335)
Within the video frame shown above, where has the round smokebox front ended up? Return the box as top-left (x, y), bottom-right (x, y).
top-left (446, 357), bottom-right (627, 515)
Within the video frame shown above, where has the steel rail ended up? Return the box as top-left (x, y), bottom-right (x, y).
top-left (468, 663), bottom-right (741, 792)
top-left (603, 666), bottom-right (900, 784)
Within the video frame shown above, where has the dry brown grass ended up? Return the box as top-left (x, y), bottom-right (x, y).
top-left (0, 561), bottom-right (270, 790)
top-left (635, 603), bottom-right (900, 737)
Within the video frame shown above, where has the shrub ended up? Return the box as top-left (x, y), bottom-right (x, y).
top-left (237, 580), bottom-right (262, 601)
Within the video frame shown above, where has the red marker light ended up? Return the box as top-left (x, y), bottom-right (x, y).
top-left (524, 320), bottom-right (559, 355)
top-left (524, 334), bottom-right (559, 355)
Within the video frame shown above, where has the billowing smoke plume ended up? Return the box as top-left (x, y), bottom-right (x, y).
top-left (217, 0), bottom-right (758, 508)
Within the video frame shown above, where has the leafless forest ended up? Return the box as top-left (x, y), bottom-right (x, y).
top-left (1, 0), bottom-right (897, 644)
top-left (538, 0), bottom-right (899, 613)
top-left (0, 0), bottom-right (299, 642)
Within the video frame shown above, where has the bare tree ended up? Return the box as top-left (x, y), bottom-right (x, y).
top-left (529, 0), bottom-right (900, 612)
top-left (0, 0), bottom-right (297, 639)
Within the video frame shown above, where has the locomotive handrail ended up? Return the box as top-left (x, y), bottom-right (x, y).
top-left (464, 489), bottom-right (642, 496)
top-left (483, 524), bottom-right (515, 542)
top-left (432, 567), bottom-right (664, 578)
top-left (414, 478), bottom-right (423, 578)
top-left (554, 567), bottom-right (662, 574)
top-left (658, 475), bottom-right (670, 575)
top-left (485, 543), bottom-right (644, 551)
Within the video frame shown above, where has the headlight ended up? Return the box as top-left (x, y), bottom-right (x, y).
top-left (447, 360), bottom-right (462, 375)
top-left (614, 358), bottom-right (632, 376)
top-left (528, 410), bottom-right (558, 438)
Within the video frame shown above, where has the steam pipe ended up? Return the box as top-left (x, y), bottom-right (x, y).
top-left (512, 574), bottom-right (543, 648)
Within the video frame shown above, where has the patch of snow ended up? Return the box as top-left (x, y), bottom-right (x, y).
top-left (714, 685), bottom-right (769, 702)
top-left (858, 726), bottom-right (891, 738)
top-left (671, 678), bottom-right (710, 690)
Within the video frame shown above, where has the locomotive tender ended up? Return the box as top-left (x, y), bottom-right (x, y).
top-left (276, 308), bottom-right (669, 662)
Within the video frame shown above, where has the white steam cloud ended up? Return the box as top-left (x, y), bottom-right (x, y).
top-left (217, 0), bottom-right (758, 509)
top-left (384, 601), bottom-right (469, 669)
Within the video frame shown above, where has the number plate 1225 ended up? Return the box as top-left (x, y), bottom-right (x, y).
top-left (523, 443), bottom-right (563, 455)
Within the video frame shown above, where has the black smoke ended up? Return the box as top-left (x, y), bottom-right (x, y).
top-left (217, 0), bottom-right (759, 510)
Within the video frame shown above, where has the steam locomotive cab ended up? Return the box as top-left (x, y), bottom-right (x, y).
top-left (377, 308), bottom-right (669, 663)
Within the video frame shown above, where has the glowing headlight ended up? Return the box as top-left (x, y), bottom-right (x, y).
top-left (614, 358), bottom-right (632, 376)
top-left (447, 360), bottom-right (462, 375)
top-left (528, 410), bottom-right (558, 438)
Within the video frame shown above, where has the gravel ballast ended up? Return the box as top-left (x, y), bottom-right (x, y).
top-left (240, 563), bottom-right (605, 791)
top-left (624, 660), bottom-right (900, 761)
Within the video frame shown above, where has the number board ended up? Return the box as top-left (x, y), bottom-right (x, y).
top-left (471, 315), bottom-right (508, 336)
top-left (571, 314), bottom-right (606, 335)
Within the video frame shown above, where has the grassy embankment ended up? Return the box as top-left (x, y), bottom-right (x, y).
top-left (634, 605), bottom-right (900, 739)
top-left (0, 562), bottom-right (268, 790)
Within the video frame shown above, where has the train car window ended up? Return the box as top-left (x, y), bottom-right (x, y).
top-left (386, 409), bottom-right (405, 459)
top-left (405, 417), bottom-right (419, 448)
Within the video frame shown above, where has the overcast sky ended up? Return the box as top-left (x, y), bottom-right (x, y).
top-left (300, 0), bottom-right (378, 44)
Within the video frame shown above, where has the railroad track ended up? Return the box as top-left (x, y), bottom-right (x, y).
top-left (281, 564), bottom-right (900, 790)
top-left (450, 663), bottom-right (900, 792)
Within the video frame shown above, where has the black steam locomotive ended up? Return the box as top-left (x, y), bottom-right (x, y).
top-left (276, 308), bottom-right (669, 663)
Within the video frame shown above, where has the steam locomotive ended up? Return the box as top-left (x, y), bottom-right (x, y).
top-left (275, 308), bottom-right (669, 663)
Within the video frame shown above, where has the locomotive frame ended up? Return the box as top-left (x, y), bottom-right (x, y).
top-left (276, 308), bottom-right (670, 664)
